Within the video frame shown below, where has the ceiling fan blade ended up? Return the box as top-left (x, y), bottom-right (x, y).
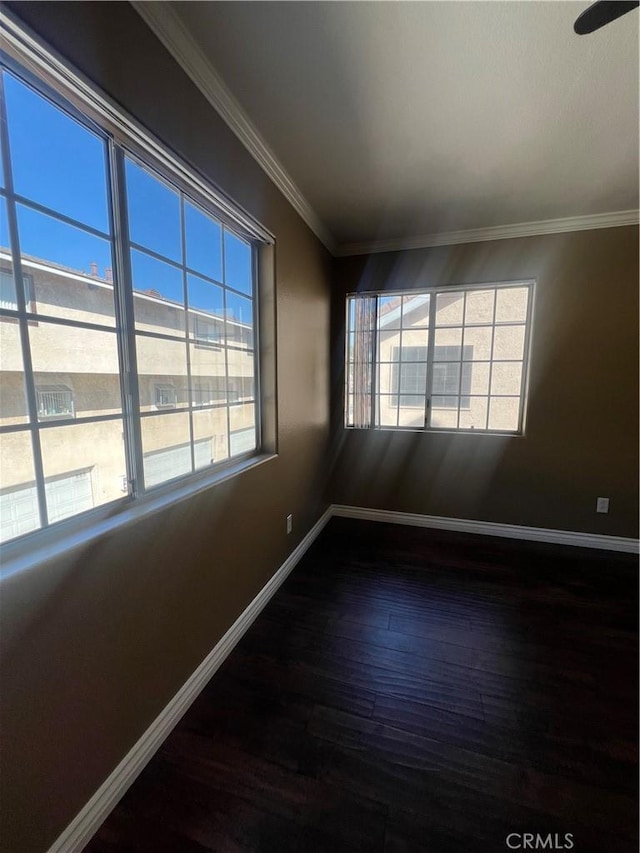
top-left (574, 0), bottom-right (639, 34)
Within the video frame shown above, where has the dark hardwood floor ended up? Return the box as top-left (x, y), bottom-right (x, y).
top-left (86, 519), bottom-right (638, 852)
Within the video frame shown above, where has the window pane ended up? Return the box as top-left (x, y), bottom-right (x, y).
top-left (493, 325), bottom-right (525, 360)
top-left (466, 361), bottom-right (490, 395)
top-left (377, 295), bottom-right (402, 329)
top-left (488, 397), bottom-right (520, 431)
top-left (490, 362), bottom-right (523, 396)
top-left (188, 273), bottom-right (224, 325)
top-left (0, 122), bottom-right (4, 188)
top-left (224, 230), bottom-right (252, 294)
top-left (464, 289), bottom-right (495, 325)
top-left (192, 313), bottom-right (225, 348)
top-left (40, 419), bottom-right (127, 519)
top-left (432, 395), bottom-right (460, 410)
top-left (459, 397), bottom-right (488, 430)
top-left (401, 293), bottom-right (430, 327)
top-left (431, 399), bottom-right (459, 428)
top-left (377, 330), bottom-right (398, 362)
top-left (23, 255), bottom-right (117, 327)
top-left (29, 322), bottom-right (120, 419)
top-left (399, 363), bottom-right (427, 396)
top-left (0, 430), bottom-right (39, 542)
top-left (136, 335), bottom-right (188, 412)
top-left (346, 394), bottom-right (354, 426)
top-left (230, 425), bottom-right (257, 457)
top-left (142, 412), bottom-right (191, 488)
top-left (185, 201), bottom-right (222, 282)
top-left (0, 321), bottom-right (28, 425)
top-left (4, 72), bottom-right (109, 232)
top-left (192, 408), bottom-right (228, 467)
top-left (229, 402), bottom-right (255, 437)
top-left (228, 349), bottom-right (255, 402)
top-left (377, 362), bottom-right (394, 396)
top-left (462, 326), bottom-right (493, 360)
top-left (398, 399), bottom-right (425, 427)
top-left (190, 342), bottom-right (226, 390)
top-left (131, 249), bottom-right (185, 333)
top-left (226, 291), bottom-right (253, 346)
top-left (434, 328), bottom-right (462, 354)
top-left (0, 197), bottom-right (12, 274)
top-left (495, 287), bottom-right (528, 323)
top-left (17, 206), bottom-right (115, 323)
top-left (435, 292), bottom-right (464, 326)
top-left (125, 158), bottom-right (181, 262)
top-left (433, 362), bottom-right (460, 395)
top-left (377, 395), bottom-right (398, 427)
top-left (400, 328), bottom-right (429, 349)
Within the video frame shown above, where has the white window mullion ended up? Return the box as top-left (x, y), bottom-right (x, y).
top-left (486, 286), bottom-right (499, 431)
top-left (424, 292), bottom-right (437, 429)
top-left (110, 143), bottom-right (143, 498)
top-left (370, 296), bottom-right (378, 428)
top-left (455, 291), bottom-right (467, 428)
top-left (180, 193), bottom-right (196, 474)
top-left (517, 283), bottom-right (534, 433)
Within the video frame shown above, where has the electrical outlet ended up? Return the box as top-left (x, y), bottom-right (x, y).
top-left (286, 514), bottom-right (293, 534)
top-left (596, 497), bottom-right (609, 514)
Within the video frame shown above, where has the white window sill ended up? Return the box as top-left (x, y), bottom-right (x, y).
top-left (0, 452), bottom-right (277, 580)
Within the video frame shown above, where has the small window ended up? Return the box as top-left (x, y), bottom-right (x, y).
top-left (0, 267), bottom-right (35, 313)
top-left (193, 314), bottom-right (223, 348)
top-left (192, 382), bottom-right (212, 407)
top-left (154, 384), bottom-right (177, 409)
top-left (347, 282), bottom-right (532, 433)
top-left (36, 385), bottom-right (74, 420)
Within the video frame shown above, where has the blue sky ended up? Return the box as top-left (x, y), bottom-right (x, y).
top-left (2, 70), bottom-right (252, 323)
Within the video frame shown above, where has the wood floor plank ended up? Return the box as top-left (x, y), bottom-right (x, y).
top-left (306, 704), bottom-right (638, 838)
top-left (85, 518), bottom-right (638, 852)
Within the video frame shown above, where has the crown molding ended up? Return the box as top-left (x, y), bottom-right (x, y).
top-left (131, 3), bottom-right (637, 260)
top-left (336, 209), bottom-right (640, 256)
top-left (130, 1), bottom-right (337, 254)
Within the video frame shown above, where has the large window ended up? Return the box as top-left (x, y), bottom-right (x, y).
top-left (345, 283), bottom-right (532, 433)
top-left (0, 55), bottom-right (265, 546)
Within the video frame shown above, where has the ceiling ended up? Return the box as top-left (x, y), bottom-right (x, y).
top-left (137, 1), bottom-right (638, 254)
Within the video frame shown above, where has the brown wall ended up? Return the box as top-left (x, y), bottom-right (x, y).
top-left (0, 4), bottom-right (331, 851)
top-left (328, 226), bottom-right (639, 539)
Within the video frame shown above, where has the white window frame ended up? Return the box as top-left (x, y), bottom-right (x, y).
top-left (345, 280), bottom-right (534, 435)
top-left (0, 12), bottom-right (275, 567)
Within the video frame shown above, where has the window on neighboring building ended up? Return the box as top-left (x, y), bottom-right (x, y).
top-left (346, 283), bottom-right (532, 433)
top-left (154, 384), bottom-right (177, 410)
top-left (0, 267), bottom-right (34, 312)
top-left (36, 385), bottom-right (74, 419)
top-left (0, 47), bottom-right (267, 547)
top-left (191, 382), bottom-right (212, 407)
top-left (193, 314), bottom-right (223, 348)
top-left (390, 345), bottom-right (474, 408)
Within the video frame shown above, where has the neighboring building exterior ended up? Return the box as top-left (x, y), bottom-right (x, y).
top-left (0, 251), bottom-right (256, 542)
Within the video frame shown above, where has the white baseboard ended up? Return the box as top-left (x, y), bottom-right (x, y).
top-left (331, 505), bottom-right (639, 554)
top-left (47, 506), bottom-right (332, 853)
